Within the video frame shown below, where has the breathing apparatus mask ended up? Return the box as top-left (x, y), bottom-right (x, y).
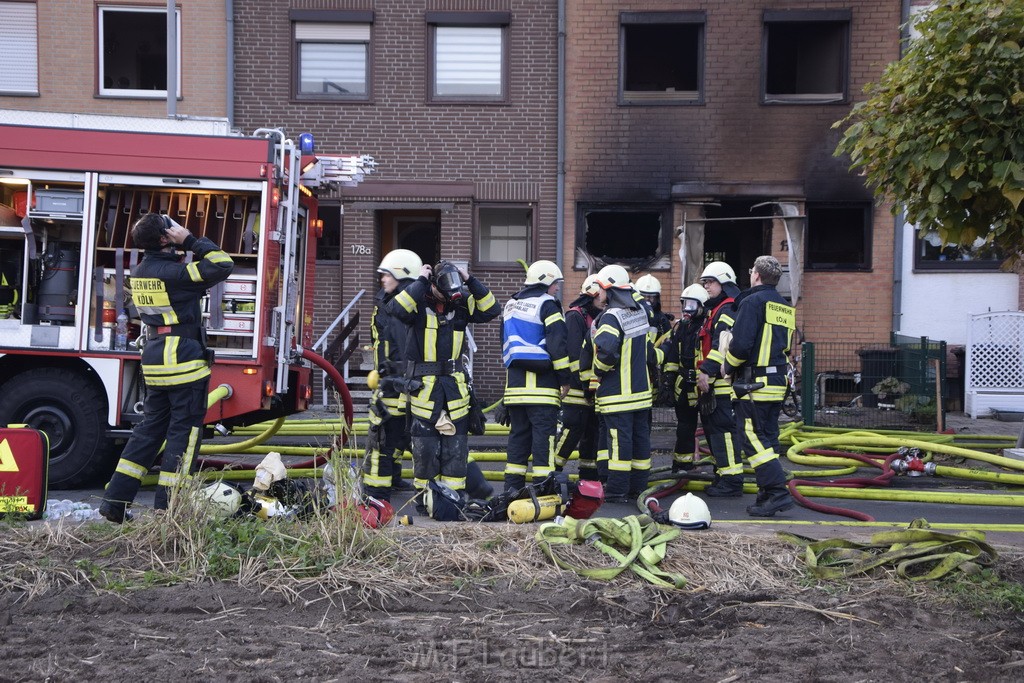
top-left (680, 298), bottom-right (703, 322)
top-left (433, 261), bottom-right (468, 303)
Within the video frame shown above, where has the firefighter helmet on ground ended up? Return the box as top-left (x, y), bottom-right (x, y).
top-left (200, 481), bottom-right (242, 519)
top-left (668, 492), bottom-right (712, 530)
top-left (580, 274), bottom-right (601, 297)
top-left (524, 260), bottom-right (564, 286)
top-left (635, 274), bottom-right (662, 295)
top-left (377, 249), bottom-right (422, 280)
top-left (699, 261), bottom-right (736, 285)
top-left (595, 264), bottom-right (631, 290)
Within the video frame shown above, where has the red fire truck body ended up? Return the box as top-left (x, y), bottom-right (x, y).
top-left (0, 122), bottom-right (368, 487)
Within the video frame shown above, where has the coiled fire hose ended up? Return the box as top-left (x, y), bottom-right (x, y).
top-left (536, 515), bottom-right (688, 589)
top-left (780, 518), bottom-right (998, 581)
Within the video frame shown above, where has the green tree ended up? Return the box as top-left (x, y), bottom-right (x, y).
top-left (835, 0), bottom-right (1024, 266)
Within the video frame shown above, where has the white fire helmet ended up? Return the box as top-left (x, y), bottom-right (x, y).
top-left (525, 260), bottom-right (564, 286)
top-left (581, 274), bottom-right (601, 297)
top-left (595, 264), bottom-right (631, 290)
top-left (700, 261), bottom-right (737, 285)
top-left (680, 283), bottom-right (709, 318)
top-left (680, 283), bottom-right (709, 305)
top-left (377, 249), bottom-right (423, 281)
top-left (668, 492), bottom-right (711, 530)
top-left (200, 482), bottom-right (242, 519)
top-left (635, 274), bottom-right (662, 295)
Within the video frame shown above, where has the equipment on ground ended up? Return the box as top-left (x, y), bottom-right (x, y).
top-left (200, 481), bottom-right (242, 518)
top-left (667, 492), bottom-right (712, 530)
top-left (0, 424), bottom-right (49, 520)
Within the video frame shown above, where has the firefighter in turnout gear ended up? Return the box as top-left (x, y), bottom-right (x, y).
top-left (554, 275), bottom-right (605, 481)
top-left (100, 214), bottom-right (233, 523)
top-left (363, 249), bottom-right (422, 501)
top-left (723, 255), bottom-right (796, 517)
top-left (387, 260), bottom-right (498, 511)
top-left (661, 284), bottom-right (709, 471)
top-left (500, 260), bottom-right (571, 492)
top-left (635, 274), bottom-right (673, 339)
top-left (0, 268), bottom-right (18, 319)
top-left (581, 264), bottom-right (656, 503)
top-left (697, 261), bottom-right (744, 497)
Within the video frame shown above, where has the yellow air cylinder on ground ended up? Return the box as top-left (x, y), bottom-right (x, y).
top-left (507, 495), bottom-right (564, 523)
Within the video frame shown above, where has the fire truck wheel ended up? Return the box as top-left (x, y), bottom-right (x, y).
top-left (0, 368), bottom-right (112, 489)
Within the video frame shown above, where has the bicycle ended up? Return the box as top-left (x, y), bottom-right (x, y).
top-left (781, 329), bottom-right (803, 420)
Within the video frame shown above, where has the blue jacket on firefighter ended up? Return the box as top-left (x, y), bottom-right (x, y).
top-left (500, 260), bottom-right (571, 492)
top-left (101, 214), bottom-right (233, 523)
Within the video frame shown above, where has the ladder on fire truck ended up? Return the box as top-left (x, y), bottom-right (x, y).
top-left (252, 129), bottom-right (375, 395)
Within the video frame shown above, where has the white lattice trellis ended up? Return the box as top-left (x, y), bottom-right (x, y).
top-left (965, 311), bottom-right (1024, 418)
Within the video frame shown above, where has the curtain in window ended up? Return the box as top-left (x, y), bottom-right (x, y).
top-left (0, 2), bottom-right (38, 93)
top-left (435, 26), bottom-right (501, 96)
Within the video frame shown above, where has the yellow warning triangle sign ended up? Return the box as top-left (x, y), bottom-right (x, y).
top-left (0, 438), bottom-right (19, 472)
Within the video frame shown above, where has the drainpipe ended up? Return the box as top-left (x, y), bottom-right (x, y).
top-left (166, 0), bottom-right (176, 117)
top-left (892, 0), bottom-right (912, 334)
top-left (556, 0), bottom-right (566, 273)
top-left (226, 0), bottom-right (235, 127)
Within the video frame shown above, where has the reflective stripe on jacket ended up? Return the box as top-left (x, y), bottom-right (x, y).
top-left (725, 284), bottom-right (795, 402)
top-left (132, 236), bottom-right (233, 386)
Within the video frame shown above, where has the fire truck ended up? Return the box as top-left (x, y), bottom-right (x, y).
top-left (0, 119), bottom-right (372, 488)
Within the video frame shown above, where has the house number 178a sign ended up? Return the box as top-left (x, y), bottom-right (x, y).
top-left (350, 245), bottom-right (371, 255)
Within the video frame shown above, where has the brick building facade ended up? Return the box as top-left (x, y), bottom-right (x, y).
top-left (0, 0), bottom-right (228, 119)
top-left (563, 0), bottom-right (904, 349)
top-left (232, 0), bottom-right (560, 402)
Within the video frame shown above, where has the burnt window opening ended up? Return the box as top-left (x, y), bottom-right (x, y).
top-left (316, 203), bottom-right (342, 261)
top-left (764, 19), bottom-right (848, 103)
top-left (99, 7), bottom-right (181, 97)
top-left (576, 206), bottom-right (670, 270)
top-left (621, 13), bottom-right (704, 104)
top-left (701, 202), bottom-right (775, 288)
top-left (806, 203), bottom-right (871, 271)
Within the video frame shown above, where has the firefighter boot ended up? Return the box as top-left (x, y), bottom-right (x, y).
top-left (705, 474), bottom-right (744, 498)
top-left (99, 499), bottom-right (133, 524)
top-left (746, 486), bottom-right (794, 517)
top-left (747, 458), bottom-right (793, 516)
top-left (466, 459), bottom-right (494, 500)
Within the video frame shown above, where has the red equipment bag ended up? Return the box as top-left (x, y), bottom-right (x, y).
top-left (0, 424), bottom-right (49, 521)
top-left (564, 479), bottom-right (604, 520)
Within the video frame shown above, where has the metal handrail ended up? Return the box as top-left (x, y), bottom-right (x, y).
top-left (312, 289), bottom-right (365, 405)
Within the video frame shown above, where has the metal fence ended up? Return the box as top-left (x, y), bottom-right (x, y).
top-left (798, 333), bottom-right (947, 431)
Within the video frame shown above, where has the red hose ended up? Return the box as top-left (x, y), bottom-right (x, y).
top-left (301, 348), bottom-right (354, 430)
top-left (786, 450), bottom-right (900, 522)
top-left (197, 350), bottom-right (356, 471)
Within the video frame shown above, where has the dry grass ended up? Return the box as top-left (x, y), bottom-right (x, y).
top-left (4, 453), bottom-right (1023, 617)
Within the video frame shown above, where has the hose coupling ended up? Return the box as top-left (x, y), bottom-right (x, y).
top-left (891, 456), bottom-right (936, 476)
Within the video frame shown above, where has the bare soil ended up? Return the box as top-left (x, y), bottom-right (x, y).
top-left (3, 526), bottom-right (1024, 682)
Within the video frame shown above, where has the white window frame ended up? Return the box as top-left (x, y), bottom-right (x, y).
top-left (477, 205), bottom-right (532, 266)
top-left (0, 1), bottom-right (39, 95)
top-left (98, 5), bottom-right (181, 98)
top-left (295, 22), bottom-right (370, 100)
